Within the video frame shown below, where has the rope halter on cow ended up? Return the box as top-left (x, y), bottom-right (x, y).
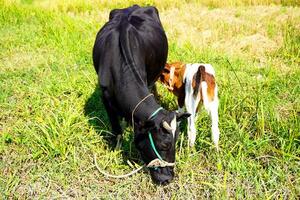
top-left (146, 131), bottom-right (175, 168)
top-left (131, 94), bottom-right (175, 168)
top-left (146, 107), bottom-right (175, 168)
top-left (94, 94), bottom-right (175, 179)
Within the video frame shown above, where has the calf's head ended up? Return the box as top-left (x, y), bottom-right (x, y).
top-left (134, 110), bottom-right (190, 185)
top-left (160, 62), bottom-right (186, 92)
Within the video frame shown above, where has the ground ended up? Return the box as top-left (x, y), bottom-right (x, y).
top-left (0, 0), bottom-right (300, 199)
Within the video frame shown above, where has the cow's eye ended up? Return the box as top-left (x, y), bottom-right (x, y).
top-left (159, 141), bottom-right (171, 150)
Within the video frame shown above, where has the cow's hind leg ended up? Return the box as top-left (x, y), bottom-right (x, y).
top-left (102, 90), bottom-right (123, 150)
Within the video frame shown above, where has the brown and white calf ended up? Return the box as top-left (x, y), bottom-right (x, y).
top-left (160, 62), bottom-right (220, 149)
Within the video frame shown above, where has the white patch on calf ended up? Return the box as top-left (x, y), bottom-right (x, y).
top-left (168, 66), bottom-right (176, 90)
top-left (184, 63), bottom-right (215, 78)
top-left (201, 81), bottom-right (209, 111)
top-left (201, 79), bottom-right (220, 150)
top-left (210, 85), bottom-right (220, 150)
top-left (202, 63), bottom-right (215, 76)
top-left (183, 63), bottom-right (201, 147)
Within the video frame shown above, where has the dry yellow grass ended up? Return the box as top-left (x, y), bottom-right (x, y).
top-left (6, 0), bottom-right (300, 9)
top-left (161, 4), bottom-right (300, 60)
top-left (17, 0), bottom-right (299, 65)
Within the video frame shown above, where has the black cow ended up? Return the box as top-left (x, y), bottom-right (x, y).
top-left (92, 5), bottom-right (189, 185)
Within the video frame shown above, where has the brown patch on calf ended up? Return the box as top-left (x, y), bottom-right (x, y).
top-left (193, 65), bottom-right (216, 103)
top-left (200, 65), bottom-right (215, 102)
top-left (160, 62), bottom-right (186, 108)
top-left (205, 73), bottom-right (216, 102)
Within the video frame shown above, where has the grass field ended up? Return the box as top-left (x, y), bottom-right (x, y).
top-left (1, 0), bottom-right (300, 199)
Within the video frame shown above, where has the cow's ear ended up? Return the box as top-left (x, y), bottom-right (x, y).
top-left (143, 120), bottom-right (156, 131)
top-left (176, 112), bottom-right (191, 122)
top-left (135, 120), bottom-right (156, 134)
top-left (109, 9), bottom-right (120, 20)
top-left (134, 120), bottom-right (155, 150)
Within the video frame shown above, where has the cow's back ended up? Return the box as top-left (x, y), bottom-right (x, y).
top-left (93, 5), bottom-right (168, 88)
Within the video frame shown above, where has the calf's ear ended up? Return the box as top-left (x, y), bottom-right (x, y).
top-left (163, 63), bottom-right (171, 71)
top-left (176, 112), bottom-right (191, 122)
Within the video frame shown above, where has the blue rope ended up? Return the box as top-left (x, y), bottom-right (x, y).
top-left (147, 107), bottom-right (164, 169)
top-left (148, 107), bottom-right (163, 120)
top-left (148, 132), bottom-right (163, 161)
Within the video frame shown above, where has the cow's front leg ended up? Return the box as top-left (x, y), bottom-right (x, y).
top-left (102, 90), bottom-right (122, 150)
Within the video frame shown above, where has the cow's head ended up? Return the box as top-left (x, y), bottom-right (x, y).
top-left (134, 110), bottom-right (190, 185)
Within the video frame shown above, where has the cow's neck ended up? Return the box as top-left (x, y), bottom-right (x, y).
top-left (132, 93), bottom-right (161, 122)
top-left (115, 76), bottom-right (160, 121)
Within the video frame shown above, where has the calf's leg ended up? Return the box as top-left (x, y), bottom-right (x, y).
top-left (201, 82), bottom-right (220, 150)
top-left (184, 83), bottom-right (200, 147)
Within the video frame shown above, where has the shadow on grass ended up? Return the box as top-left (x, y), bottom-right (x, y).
top-left (84, 84), bottom-right (142, 164)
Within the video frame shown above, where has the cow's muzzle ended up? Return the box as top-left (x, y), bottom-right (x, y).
top-left (149, 166), bottom-right (174, 185)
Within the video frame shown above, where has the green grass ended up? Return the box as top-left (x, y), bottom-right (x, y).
top-left (1, 0), bottom-right (300, 199)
